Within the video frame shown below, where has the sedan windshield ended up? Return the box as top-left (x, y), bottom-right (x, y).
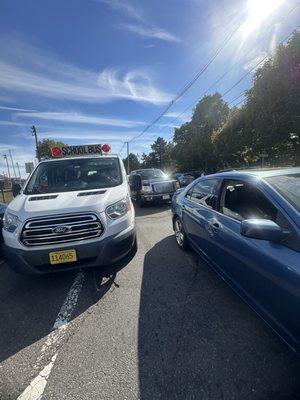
top-left (24, 157), bottom-right (122, 194)
top-left (138, 169), bottom-right (167, 180)
top-left (265, 174), bottom-right (300, 212)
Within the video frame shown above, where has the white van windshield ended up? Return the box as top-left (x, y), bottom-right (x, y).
top-left (24, 157), bottom-right (122, 194)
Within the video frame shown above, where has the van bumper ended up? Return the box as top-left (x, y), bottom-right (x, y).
top-left (3, 227), bottom-right (136, 275)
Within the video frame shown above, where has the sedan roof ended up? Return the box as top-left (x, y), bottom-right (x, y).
top-left (215, 167), bottom-right (300, 179)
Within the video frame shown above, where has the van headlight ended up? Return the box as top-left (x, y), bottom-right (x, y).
top-left (3, 212), bottom-right (20, 233)
top-left (106, 198), bottom-right (130, 220)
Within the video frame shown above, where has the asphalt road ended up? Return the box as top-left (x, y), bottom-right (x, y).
top-left (0, 205), bottom-right (299, 400)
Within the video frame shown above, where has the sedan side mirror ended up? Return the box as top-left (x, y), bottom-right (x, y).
top-left (12, 183), bottom-right (21, 197)
top-left (130, 175), bottom-right (142, 191)
top-left (241, 219), bottom-right (287, 242)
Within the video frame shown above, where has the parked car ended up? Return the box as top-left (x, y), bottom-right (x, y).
top-left (2, 144), bottom-right (136, 275)
top-left (129, 168), bottom-right (179, 207)
top-left (170, 172), bottom-right (195, 187)
top-left (0, 202), bottom-right (7, 246)
top-left (172, 168), bottom-right (300, 353)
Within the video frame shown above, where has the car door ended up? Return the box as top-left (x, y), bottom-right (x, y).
top-left (206, 178), bottom-right (300, 350)
top-left (181, 178), bottom-right (221, 258)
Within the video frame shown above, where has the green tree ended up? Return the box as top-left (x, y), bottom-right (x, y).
top-left (141, 137), bottom-right (173, 169)
top-left (244, 31), bottom-right (300, 164)
top-left (122, 153), bottom-right (140, 173)
top-left (212, 107), bottom-right (249, 168)
top-left (212, 30), bottom-right (300, 167)
top-left (172, 93), bottom-right (229, 172)
top-left (37, 139), bottom-right (68, 159)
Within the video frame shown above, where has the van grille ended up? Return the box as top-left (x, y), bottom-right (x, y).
top-left (21, 213), bottom-right (103, 247)
top-left (152, 181), bottom-right (175, 194)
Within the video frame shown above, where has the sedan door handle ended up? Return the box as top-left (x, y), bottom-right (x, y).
top-left (182, 204), bottom-right (186, 210)
top-left (210, 222), bottom-right (220, 229)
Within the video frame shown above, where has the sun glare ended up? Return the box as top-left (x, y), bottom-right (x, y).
top-left (241, 0), bottom-right (284, 36)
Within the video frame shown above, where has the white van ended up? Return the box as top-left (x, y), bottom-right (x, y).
top-left (2, 144), bottom-right (136, 274)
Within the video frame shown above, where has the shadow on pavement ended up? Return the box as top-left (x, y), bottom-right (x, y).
top-left (138, 235), bottom-right (300, 400)
top-left (134, 202), bottom-right (171, 218)
top-left (0, 244), bottom-right (137, 365)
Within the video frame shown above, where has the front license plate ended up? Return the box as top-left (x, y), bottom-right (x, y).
top-left (49, 249), bottom-right (77, 265)
top-left (162, 195), bottom-right (170, 200)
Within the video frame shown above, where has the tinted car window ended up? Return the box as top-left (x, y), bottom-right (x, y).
top-left (221, 180), bottom-right (277, 222)
top-left (187, 179), bottom-right (220, 209)
top-left (265, 174), bottom-right (300, 212)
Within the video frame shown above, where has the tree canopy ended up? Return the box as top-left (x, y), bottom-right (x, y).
top-left (122, 153), bottom-right (140, 173)
top-left (37, 139), bottom-right (68, 159)
top-left (130, 31), bottom-right (299, 172)
top-left (140, 137), bottom-right (173, 170)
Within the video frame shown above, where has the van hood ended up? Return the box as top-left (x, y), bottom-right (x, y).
top-left (6, 185), bottom-right (128, 222)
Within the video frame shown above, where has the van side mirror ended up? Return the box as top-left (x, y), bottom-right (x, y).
top-left (241, 219), bottom-right (287, 242)
top-left (130, 175), bottom-right (142, 191)
top-left (12, 183), bottom-right (21, 197)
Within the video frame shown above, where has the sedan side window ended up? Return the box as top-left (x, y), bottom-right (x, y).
top-left (186, 179), bottom-right (220, 209)
top-left (220, 180), bottom-right (277, 222)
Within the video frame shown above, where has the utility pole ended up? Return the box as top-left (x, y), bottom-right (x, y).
top-left (31, 125), bottom-right (40, 161)
top-left (3, 154), bottom-right (11, 183)
top-left (16, 162), bottom-right (21, 180)
top-left (126, 141), bottom-right (130, 174)
top-left (8, 149), bottom-right (17, 178)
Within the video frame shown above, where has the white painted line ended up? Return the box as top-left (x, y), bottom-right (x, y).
top-left (53, 271), bottom-right (85, 329)
top-left (17, 354), bottom-right (57, 400)
top-left (18, 271), bottom-right (85, 400)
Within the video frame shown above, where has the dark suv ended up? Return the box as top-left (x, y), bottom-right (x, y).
top-left (129, 169), bottom-right (179, 207)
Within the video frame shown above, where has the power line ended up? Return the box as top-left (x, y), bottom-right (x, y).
top-left (117, 20), bottom-right (244, 154)
top-left (136, 3), bottom-right (300, 145)
top-left (129, 24), bottom-right (241, 143)
top-left (118, 141), bottom-right (126, 156)
top-left (118, 3), bottom-right (299, 153)
top-left (222, 27), bottom-right (298, 98)
top-left (228, 92), bottom-right (246, 105)
top-left (164, 25), bottom-right (299, 141)
top-left (161, 3), bottom-right (300, 137)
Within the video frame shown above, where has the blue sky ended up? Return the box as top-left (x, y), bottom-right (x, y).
top-left (0, 0), bottom-right (299, 177)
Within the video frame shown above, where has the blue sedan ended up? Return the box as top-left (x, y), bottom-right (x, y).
top-left (172, 168), bottom-right (300, 354)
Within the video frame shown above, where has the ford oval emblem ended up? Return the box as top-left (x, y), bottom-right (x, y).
top-left (52, 225), bottom-right (70, 234)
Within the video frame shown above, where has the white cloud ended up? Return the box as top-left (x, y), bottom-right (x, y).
top-left (36, 129), bottom-right (140, 141)
top-left (163, 111), bottom-right (188, 122)
top-left (0, 36), bottom-right (172, 105)
top-left (0, 120), bottom-right (31, 127)
top-left (97, 0), bottom-right (180, 43)
top-left (119, 23), bottom-right (181, 43)
top-left (0, 143), bottom-right (19, 150)
top-left (34, 127), bottom-right (162, 147)
top-left (0, 145), bottom-right (35, 178)
top-left (0, 105), bottom-right (37, 112)
top-left (95, 0), bottom-right (144, 21)
top-left (16, 111), bottom-right (144, 128)
top-left (243, 50), bottom-right (267, 70)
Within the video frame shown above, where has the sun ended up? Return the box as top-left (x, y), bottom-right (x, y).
top-left (241, 0), bottom-right (284, 36)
